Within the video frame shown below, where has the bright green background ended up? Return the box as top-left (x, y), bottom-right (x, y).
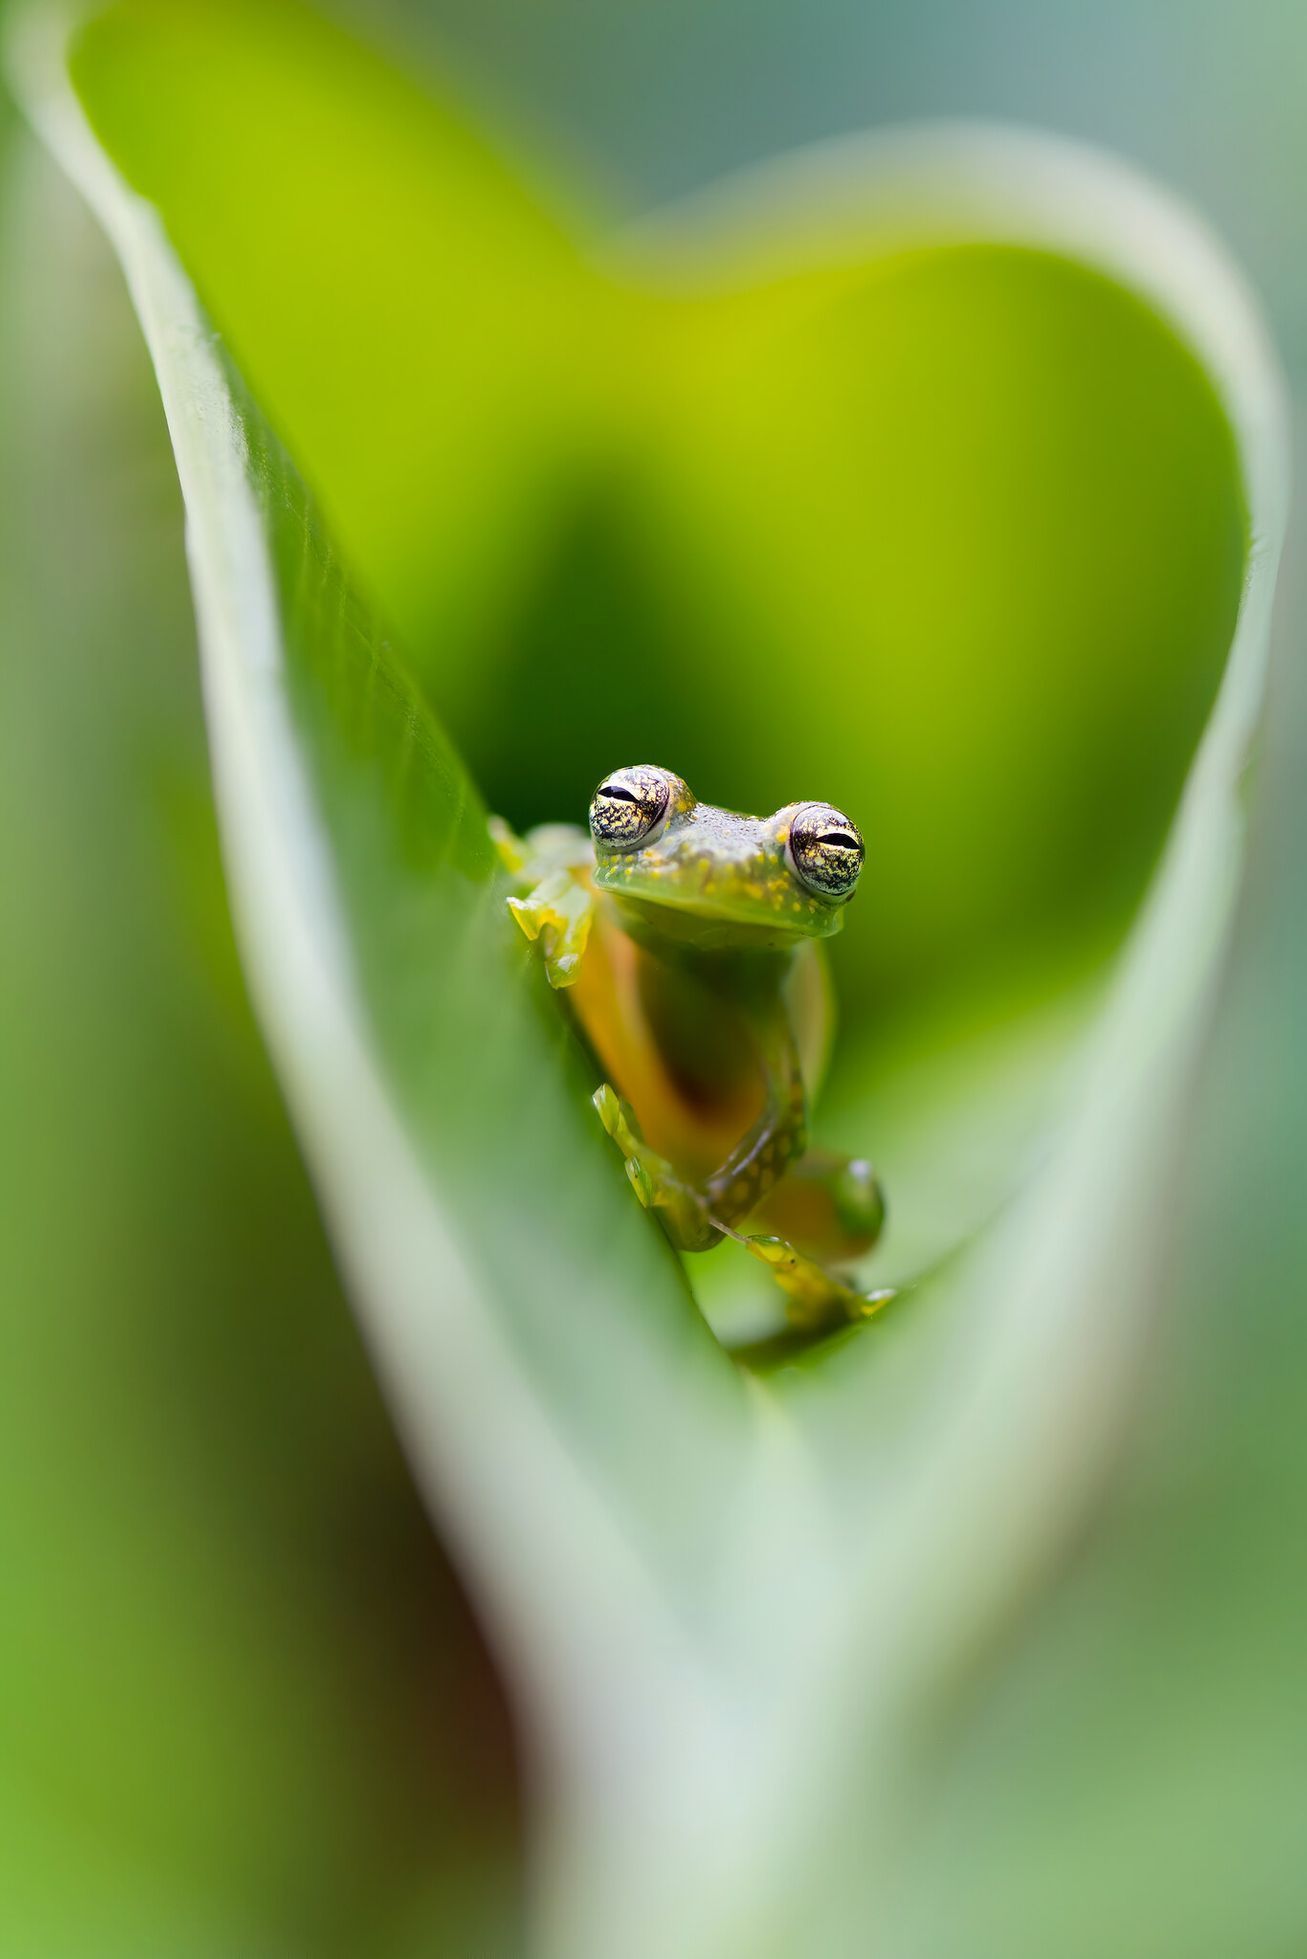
top-left (61, 0), bottom-right (1252, 1291)
top-left (2, 0), bottom-right (1306, 1954)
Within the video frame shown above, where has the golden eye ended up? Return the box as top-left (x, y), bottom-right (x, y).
top-left (787, 802), bottom-right (864, 899)
top-left (589, 766), bottom-right (676, 851)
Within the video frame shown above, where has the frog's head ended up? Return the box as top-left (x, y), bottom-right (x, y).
top-left (588, 764), bottom-right (863, 951)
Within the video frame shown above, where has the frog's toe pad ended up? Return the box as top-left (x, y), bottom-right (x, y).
top-left (742, 1235), bottom-right (798, 1274)
top-left (834, 1158), bottom-right (887, 1249)
top-left (853, 1287), bottom-right (896, 1321)
top-left (545, 951), bottom-right (582, 988)
top-left (624, 1156), bottom-right (654, 1208)
top-left (593, 1080), bottom-right (641, 1141)
top-left (505, 894), bottom-right (541, 941)
top-left (592, 1082), bottom-right (624, 1138)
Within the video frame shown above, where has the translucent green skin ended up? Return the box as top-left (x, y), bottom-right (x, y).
top-left (494, 788), bottom-right (890, 1333)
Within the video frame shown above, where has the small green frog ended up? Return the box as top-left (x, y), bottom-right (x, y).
top-left (492, 765), bottom-right (891, 1331)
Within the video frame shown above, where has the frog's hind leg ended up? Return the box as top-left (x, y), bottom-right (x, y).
top-left (749, 1147), bottom-right (886, 1266)
top-left (722, 1224), bottom-right (895, 1334)
top-left (592, 1088), bottom-right (892, 1331)
top-left (736, 1148), bottom-right (893, 1334)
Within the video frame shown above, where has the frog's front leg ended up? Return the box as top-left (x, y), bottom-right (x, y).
top-left (592, 1084), bottom-right (720, 1252)
top-left (491, 816), bottom-right (594, 989)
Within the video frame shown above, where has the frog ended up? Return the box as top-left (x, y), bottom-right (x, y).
top-left (491, 764), bottom-right (892, 1333)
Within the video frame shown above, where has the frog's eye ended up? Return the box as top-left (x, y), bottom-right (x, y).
top-left (787, 802), bottom-right (864, 899)
top-left (589, 765), bottom-right (675, 851)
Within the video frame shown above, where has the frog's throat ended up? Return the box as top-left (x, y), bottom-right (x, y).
top-left (600, 884), bottom-right (845, 950)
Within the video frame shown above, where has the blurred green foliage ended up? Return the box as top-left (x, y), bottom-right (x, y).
top-left (370, 0), bottom-right (1307, 383)
top-left (73, 1), bottom-right (1243, 1014)
top-left (881, 644), bottom-right (1307, 1959)
top-left (0, 111), bottom-right (521, 1959)
top-left (68, 0), bottom-right (1248, 1285)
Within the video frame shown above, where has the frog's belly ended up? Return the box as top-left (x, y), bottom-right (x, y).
top-left (567, 911), bottom-right (757, 1179)
top-left (569, 903), bottom-right (829, 1184)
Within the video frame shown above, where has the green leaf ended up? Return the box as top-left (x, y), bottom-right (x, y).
top-left (0, 122), bottom-right (520, 1959)
top-left (15, 0), bottom-right (745, 1562)
top-left (53, 0), bottom-right (1258, 1274)
top-left (12, 3), bottom-right (1288, 1953)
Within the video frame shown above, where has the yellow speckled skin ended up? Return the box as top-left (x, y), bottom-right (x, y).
top-left (493, 770), bottom-right (891, 1330)
top-left (594, 781), bottom-right (846, 947)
